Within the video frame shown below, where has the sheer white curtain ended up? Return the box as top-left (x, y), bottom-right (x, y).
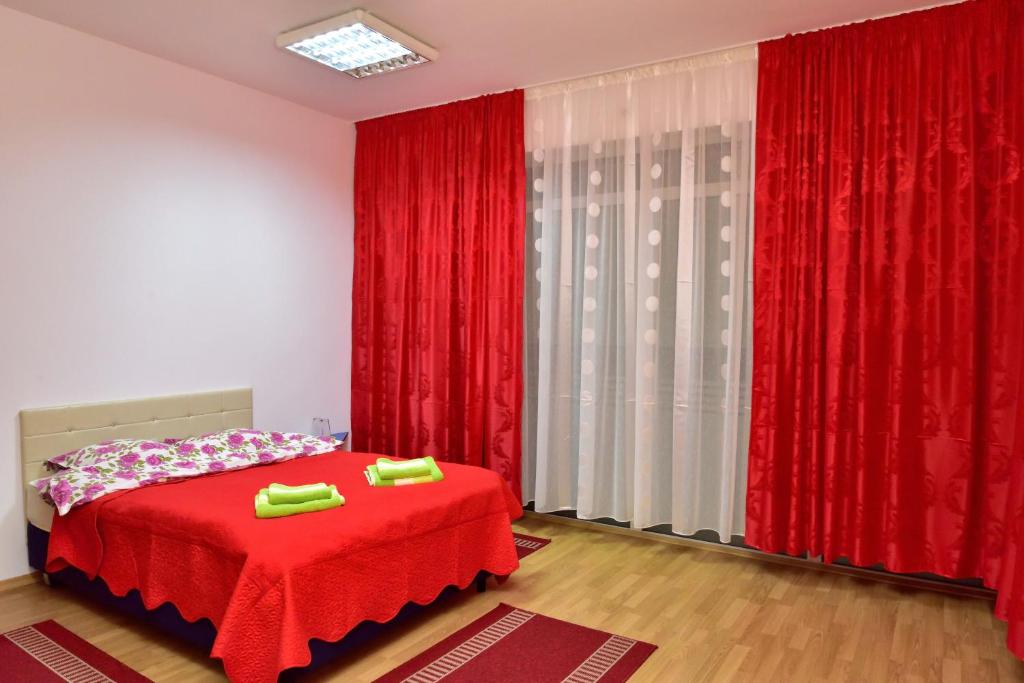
top-left (522, 47), bottom-right (756, 539)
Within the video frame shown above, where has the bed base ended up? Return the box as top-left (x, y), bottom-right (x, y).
top-left (28, 523), bottom-right (491, 679)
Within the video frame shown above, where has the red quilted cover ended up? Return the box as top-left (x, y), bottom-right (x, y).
top-left (46, 450), bottom-right (522, 683)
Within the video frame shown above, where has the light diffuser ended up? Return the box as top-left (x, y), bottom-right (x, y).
top-left (277, 9), bottom-right (437, 79)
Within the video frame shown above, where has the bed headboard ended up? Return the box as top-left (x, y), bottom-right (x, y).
top-left (19, 388), bottom-right (253, 490)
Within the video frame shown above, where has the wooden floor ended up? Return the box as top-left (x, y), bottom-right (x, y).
top-left (2, 516), bottom-right (1022, 682)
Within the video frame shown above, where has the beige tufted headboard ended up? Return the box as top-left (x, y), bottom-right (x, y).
top-left (20, 388), bottom-right (252, 531)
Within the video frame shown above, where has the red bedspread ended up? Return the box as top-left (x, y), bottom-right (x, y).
top-left (46, 451), bottom-right (522, 683)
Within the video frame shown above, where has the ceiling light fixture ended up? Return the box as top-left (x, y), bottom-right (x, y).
top-left (276, 9), bottom-right (437, 79)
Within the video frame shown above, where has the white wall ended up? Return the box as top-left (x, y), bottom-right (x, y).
top-left (0, 7), bottom-right (355, 580)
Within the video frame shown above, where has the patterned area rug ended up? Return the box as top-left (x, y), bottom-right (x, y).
top-left (513, 532), bottom-right (551, 559)
top-left (0, 620), bottom-right (152, 682)
top-left (373, 603), bottom-right (656, 682)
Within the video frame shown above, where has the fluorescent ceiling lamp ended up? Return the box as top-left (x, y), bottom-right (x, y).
top-left (277, 9), bottom-right (437, 79)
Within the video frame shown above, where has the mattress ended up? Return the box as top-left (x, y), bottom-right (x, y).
top-left (45, 450), bottom-right (521, 683)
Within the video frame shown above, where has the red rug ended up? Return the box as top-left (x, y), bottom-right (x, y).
top-left (513, 532), bottom-right (551, 559)
top-left (374, 603), bottom-right (656, 682)
top-left (1, 620), bottom-right (152, 682)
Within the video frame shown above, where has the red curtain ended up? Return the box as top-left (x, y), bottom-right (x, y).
top-left (747, 0), bottom-right (1024, 657)
top-left (351, 90), bottom-right (525, 500)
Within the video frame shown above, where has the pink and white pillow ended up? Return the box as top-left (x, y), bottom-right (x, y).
top-left (33, 429), bottom-right (342, 515)
top-left (46, 439), bottom-right (172, 471)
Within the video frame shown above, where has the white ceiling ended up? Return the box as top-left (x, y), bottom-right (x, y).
top-left (1, 0), bottom-right (946, 121)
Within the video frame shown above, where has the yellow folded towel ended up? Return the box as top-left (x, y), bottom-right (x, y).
top-left (376, 457), bottom-right (434, 480)
top-left (365, 458), bottom-right (444, 487)
top-left (267, 482), bottom-right (332, 505)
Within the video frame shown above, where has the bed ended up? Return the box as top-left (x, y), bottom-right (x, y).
top-left (21, 389), bottom-right (521, 682)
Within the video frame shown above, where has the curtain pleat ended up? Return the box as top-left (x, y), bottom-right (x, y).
top-left (523, 50), bottom-right (757, 539)
top-left (746, 0), bottom-right (1024, 658)
top-left (352, 90), bottom-right (526, 500)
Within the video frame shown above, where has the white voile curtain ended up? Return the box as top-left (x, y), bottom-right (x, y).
top-left (522, 47), bottom-right (756, 539)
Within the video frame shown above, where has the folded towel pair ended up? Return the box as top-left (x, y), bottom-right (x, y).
top-left (365, 457), bottom-right (443, 487)
top-left (255, 484), bottom-right (344, 518)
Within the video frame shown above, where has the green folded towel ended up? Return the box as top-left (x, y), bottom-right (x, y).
top-left (255, 485), bottom-right (344, 518)
top-left (267, 482), bottom-right (332, 505)
top-left (365, 459), bottom-right (443, 487)
top-left (376, 456), bottom-right (436, 480)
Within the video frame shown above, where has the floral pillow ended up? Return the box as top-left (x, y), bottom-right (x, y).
top-left (46, 439), bottom-right (173, 471)
top-left (171, 429), bottom-right (340, 465)
top-left (33, 429), bottom-right (342, 515)
top-left (33, 453), bottom-right (186, 514)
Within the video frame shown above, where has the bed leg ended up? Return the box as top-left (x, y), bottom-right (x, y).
top-left (41, 573), bottom-right (52, 587)
top-left (475, 573), bottom-right (487, 593)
